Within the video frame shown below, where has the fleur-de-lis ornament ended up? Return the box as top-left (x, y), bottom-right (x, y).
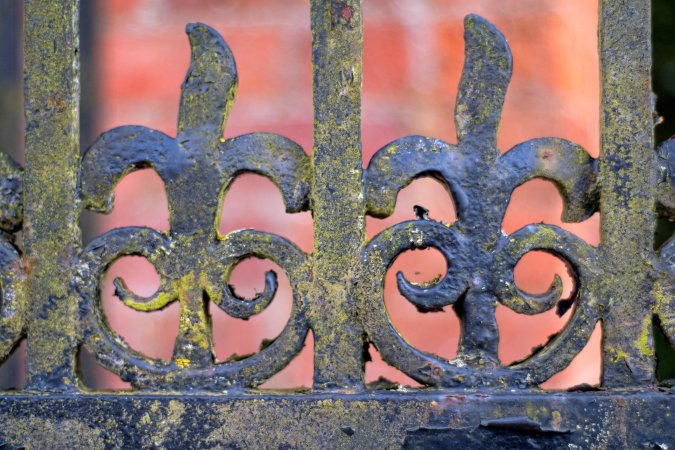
top-left (359, 15), bottom-right (600, 387)
top-left (76, 24), bottom-right (312, 390)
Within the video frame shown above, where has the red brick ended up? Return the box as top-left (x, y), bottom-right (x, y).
top-left (363, 22), bottom-right (409, 96)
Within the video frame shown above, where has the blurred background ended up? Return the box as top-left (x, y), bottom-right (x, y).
top-left (0, 0), bottom-right (672, 390)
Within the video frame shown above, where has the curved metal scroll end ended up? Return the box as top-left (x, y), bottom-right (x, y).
top-left (0, 239), bottom-right (24, 361)
top-left (178, 23), bottom-right (238, 141)
top-left (218, 133), bottom-right (312, 213)
top-left (656, 138), bottom-right (674, 218)
top-left (209, 229), bottom-right (308, 322)
top-left (364, 136), bottom-right (462, 218)
top-left (0, 152), bottom-right (22, 233)
top-left (113, 277), bottom-right (177, 312)
top-left (495, 224), bottom-right (590, 316)
top-left (75, 227), bottom-right (181, 383)
top-left (498, 225), bottom-right (599, 384)
top-left (209, 270), bottom-right (278, 320)
top-left (396, 270), bottom-right (466, 313)
top-left (499, 138), bottom-right (599, 222)
top-left (655, 236), bottom-right (674, 347)
top-left (80, 126), bottom-right (185, 213)
top-left (500, 274), bottom-right (564, 316)
top-left (362, 220), bottom-right (469, 313)
top-left (455, 14), bottom-right (512, 153)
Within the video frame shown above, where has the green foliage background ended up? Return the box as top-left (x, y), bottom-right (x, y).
top-left (653, 0), bottom-right (675, 381)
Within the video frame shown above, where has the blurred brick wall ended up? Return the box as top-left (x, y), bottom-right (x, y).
top-left (86, 0), bottom-right (601, 390)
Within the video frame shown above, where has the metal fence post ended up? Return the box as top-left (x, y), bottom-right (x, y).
top-left (599, 0), bottom-right (658, 386)
top-left (23, 0), bottom-right (80, 391)
top-left (310, 0), bottom-right (365, 389)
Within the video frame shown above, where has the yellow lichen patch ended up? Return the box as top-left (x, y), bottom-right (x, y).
top-left (551, 410), bottom-right (563, 430)
top-left (176, 272), bottom-right (212, 351)
top-left (176, 357), bottom-right (191, 369)
top-left (635, 313), bottom-right (655, 357)
top-left (121, 287), bottom-right (177, 312)
top-left (3, 417), bottom-right (105, 450)
top-left (607, 345), bottom-right (629, 364)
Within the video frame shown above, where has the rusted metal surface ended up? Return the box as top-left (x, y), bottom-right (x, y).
top-left (0, 0), bottom-right (669, 447)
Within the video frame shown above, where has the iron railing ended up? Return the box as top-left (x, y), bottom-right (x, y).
top-left (0, 0), bottom-right (671, 448)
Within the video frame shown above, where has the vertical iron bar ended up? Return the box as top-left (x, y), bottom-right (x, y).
top-left (23, 0), bottom-right (80, 390)
top-left (0, 0), bottom-right (22, 164)
top-left (310, 0), bottom-right (364, 389)
top-left (0, 0), bottom-right (23, 390)
top-left (599, 0), bottom-right (656, 386)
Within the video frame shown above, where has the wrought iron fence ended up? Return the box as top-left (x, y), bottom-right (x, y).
top-left (0, 0), bottom-right (671, 448)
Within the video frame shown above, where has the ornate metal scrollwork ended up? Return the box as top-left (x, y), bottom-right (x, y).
top-left (360, 15), bottom-right (601, 388)
top-left (75, 24), bottom-right (312, 390)
top-left (0, 0), bottom-right (670, 445)
top-left (25, 12), bottom-right (670, 392)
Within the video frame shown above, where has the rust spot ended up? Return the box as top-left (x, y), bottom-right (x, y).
top-left (430, 395), bottom-right (467, 413)
top-left (341, 5), bottom-right (353, 22)
top-left (441, 395), bottom-right (467, 408)
top-left (332, 1), bottom-right (354, 25)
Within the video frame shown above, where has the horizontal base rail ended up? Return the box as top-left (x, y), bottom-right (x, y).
top-left (0, 391), bottom-right (671, 448)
